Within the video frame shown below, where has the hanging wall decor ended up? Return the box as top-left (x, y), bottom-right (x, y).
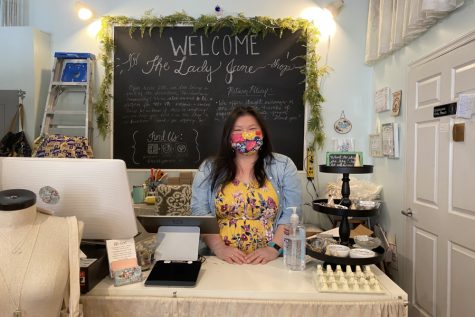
top-left (381, 122), bottom-right (399, 158)
top-left (369, 133), bottom-right (383, 157)
top-left (375, 87), bottom-right (390, 112)
top-left (391, 90), bottom-right (402, 116)
top-left (334, 111), bottom-right (352, 134)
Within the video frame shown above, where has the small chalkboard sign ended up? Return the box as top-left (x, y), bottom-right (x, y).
top-left (326, 152), bottom-right (363, 167)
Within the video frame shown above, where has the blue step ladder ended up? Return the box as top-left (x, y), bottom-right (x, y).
top-left (41, 52), bottom-right (95, 143)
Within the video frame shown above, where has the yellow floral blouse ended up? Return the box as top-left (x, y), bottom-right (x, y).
top-left (215, 179), bottom-right (279, 254)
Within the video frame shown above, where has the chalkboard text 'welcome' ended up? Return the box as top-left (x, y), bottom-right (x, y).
top-left (113, 26), bottom-right (306, 169)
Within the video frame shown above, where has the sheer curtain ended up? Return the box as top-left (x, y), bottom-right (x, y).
top-left (365, 0), bottom-right (464, 64)
top-left (0, 0), bottom-right (26, 26)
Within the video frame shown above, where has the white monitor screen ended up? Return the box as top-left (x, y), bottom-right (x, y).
top-left (0, 157), bottom-right (138, 240)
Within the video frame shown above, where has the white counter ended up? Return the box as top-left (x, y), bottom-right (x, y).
top-left (81, 256), bottom-right (407, 317)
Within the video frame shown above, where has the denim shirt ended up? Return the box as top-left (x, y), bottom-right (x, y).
top-left (191, 153), bottom-right (302, 228)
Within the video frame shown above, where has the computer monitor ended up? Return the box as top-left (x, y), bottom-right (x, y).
top-left (0, 157), bottom-right (138, 240)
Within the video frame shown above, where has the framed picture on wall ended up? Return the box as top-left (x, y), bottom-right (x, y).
top-left (391, 90), bottom-right (402, 116)
top-left (369, 133), bottom-right (383, 157)
top-left (375, 87), bottom-right (390, 112)
top-left (382, 122), bottom-right (399, 158)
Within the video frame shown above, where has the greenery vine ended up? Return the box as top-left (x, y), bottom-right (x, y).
top-left (96, 11), bottom-right (328, 150)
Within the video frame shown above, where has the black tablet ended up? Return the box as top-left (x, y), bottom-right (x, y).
top-left (144, 260), bottom-right (202, 287)
top-left (137, 215), bottom-right (219, 234)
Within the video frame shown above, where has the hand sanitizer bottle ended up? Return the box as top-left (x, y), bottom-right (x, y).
top-left (283, 207), bottom-right (306, 271)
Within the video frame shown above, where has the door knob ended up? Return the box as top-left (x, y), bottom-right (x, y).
top-left (401, 208), bottom-right (413, 217)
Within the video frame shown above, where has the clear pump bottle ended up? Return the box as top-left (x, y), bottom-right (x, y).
top-left (283, 207), bottom-right (306, 271)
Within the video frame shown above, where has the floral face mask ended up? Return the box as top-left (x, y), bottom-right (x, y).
top-left (230, 130), bottom-right (263, 155)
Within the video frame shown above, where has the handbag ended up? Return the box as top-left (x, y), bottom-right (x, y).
top-left (0, 103), bottom-right (32, 157)
top-left (33, 134), bottom-right (94, 158)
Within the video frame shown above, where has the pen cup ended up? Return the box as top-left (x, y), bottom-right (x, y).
top-left (132, 186), bottom-right (145, 204)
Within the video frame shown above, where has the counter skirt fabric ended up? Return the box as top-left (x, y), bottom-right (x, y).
top-left (81, 296), bottom-right (407, 317)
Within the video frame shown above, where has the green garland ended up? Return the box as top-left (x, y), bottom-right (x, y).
top-left (96, 11), bottom-right (328, 150)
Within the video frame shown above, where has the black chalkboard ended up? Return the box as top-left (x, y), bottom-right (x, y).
top-left (113, 26), bottom-right (306, 169)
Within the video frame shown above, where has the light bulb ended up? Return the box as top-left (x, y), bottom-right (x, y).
top-left (78, 7), bottom-right (92, 20)
top-left (300, 7), bottom-right (336, 38)
top-left (76, 2), bottom-right (94, 21)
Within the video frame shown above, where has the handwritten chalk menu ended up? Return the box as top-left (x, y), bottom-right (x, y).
top-left (113, 26), bottom-right (306, 169)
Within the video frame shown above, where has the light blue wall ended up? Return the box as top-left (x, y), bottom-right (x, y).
top-left (24, 0), bottom-right (372, 228)
top-left (372, 0), bottom-right (475, 284)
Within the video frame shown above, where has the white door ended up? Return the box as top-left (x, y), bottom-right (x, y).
top-left (405, 37), bottom-right (475, 317)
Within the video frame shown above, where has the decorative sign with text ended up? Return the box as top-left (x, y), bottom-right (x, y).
top-left (326, 152), bottom-right (363, 167)
top-left (113, 26), bottom-right (306, 169)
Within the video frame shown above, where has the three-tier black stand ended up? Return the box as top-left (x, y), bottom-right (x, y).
top-left (307, 165), bottom-right (384, 267)
top-left (315, 165), bottom-right (377, 246)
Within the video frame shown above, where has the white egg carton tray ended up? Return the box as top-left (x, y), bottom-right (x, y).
top-left (314, 264), bottom-right (386, 294)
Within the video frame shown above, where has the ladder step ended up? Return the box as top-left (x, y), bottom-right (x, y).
top-left (50, 124), bottom-right (86, 129)
top-left (46, 110), bottom-right (87, 115)
top-left (52, 81), bottom-right (88, 87)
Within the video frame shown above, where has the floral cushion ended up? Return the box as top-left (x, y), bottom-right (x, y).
top-left (154, 184), bottom-right (192, 216)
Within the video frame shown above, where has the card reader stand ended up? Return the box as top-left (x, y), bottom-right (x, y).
top-left (145, 226), bottom-right (202, 287)
top-left (154, 226), bottom-right (200, 261)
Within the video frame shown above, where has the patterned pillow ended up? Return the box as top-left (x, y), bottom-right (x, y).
top-left (154, 184), bottom-right (192, 216)
top-left (33, 134), bottom-right (94, 158)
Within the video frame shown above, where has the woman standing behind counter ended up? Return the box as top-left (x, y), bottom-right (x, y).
top-left (191, 106), bottom-right (302, 264)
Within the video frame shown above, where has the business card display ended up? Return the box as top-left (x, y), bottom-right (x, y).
top-left (106, 238), bottom-right (142, 286)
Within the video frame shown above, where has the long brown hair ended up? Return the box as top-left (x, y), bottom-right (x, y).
top-left (210, 106), bottom-right (274, 192)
